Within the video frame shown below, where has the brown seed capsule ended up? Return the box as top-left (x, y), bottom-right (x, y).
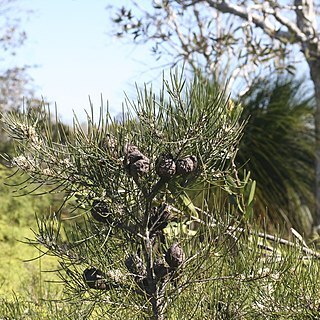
top-left (124, 145), bottom-right (143, 163)
top-left (136, 276), bottom-right (156, 296)
top-left (165, 243), bottom-right (185, 269)
top-left (176, 155), bottom-right (198, 175)
top-left (155, 153), bottom-right (176, 178)
top-left (129, 157), bottom-right (150, 180)
top-left (153, 258), bottom-right (170, 280)
top-left (125, 255), bottom-right (154, 295)
top-left (123, 144), bottom-right (150, 179)
top-left (91, 200), bottom-right (112, 223)
top-left (83, 267), bottom-right (109, 290)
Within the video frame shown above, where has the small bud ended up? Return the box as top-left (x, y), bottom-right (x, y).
top-left (165, 243), bottom-right (185, 269)
top-left (98, 135), bottom-right (118, 161)
top-left (83, 267), bottom-right (109, 290)
top-left (176, 155), bottom-right (198, 175)
top-left (155, 153), bottom-right (176, 178)
top-left (107, 269), bottom-right (126, 284)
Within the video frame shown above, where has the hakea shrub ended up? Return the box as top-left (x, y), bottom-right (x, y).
top-left (3, 71), bottom-right (320, 320)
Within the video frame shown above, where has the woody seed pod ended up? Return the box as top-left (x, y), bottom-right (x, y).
top-left (137, 277), bottom-right (156, 296)
top-left (123, 144), bottom-right (150, 179)
top-left (165, 243), bottom-right (185, 269)
top-left (154, 258), bottom-right (170, 280)
top-left (155, 153), bottom-right (176, 178)
top-left (129, 158), bottom-right (150, 179)
top-left (176, 155), bottom-right (198, 175)
top-left (125, 255), bottom-right (154, 295)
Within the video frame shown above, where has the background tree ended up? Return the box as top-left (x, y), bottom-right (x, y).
top-left (0, 0), bottom-right (32, 110)
top-left (0, 0), bottom-right (33, 156)
top-left (111, 0), bottom-right (320, 231)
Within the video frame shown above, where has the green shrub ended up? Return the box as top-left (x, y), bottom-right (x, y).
top-left (1, 71), bottom-right (320, 319)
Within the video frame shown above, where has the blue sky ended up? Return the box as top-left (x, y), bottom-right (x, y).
top-left (13, 0), bottom-right (162, 123)
top-left (11, 0), bottom-right (311, 124)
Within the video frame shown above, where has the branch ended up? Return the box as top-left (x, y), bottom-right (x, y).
top-left (166, 4), bottom-right (198, 70)
top-left (205, 0), bottom-right (296, 43)
top-left (273, 7), bottom-right (307, 42)
top-left (294, 0), bottom-right (318, 43)
top-left (190, 210), bottom-right (320, 259)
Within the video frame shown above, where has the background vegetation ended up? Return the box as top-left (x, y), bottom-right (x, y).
top-left (237, 76), bottom-right (315, 235)
top-left (0, 164), bottom-right (63, 313)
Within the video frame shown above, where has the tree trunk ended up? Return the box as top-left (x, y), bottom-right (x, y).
top-left (294, 0), bottom-right (320, 229)
top-left (309, 58), bottom-right (320, 228)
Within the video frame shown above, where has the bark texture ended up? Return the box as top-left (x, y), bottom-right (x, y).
top-left (294, 0), bottom-right (320, 228)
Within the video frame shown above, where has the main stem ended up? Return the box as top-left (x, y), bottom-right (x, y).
top-left (143, 199), bottom-right (167, 320)
top-left (309, 58), bottom-right (320, 229)
top-left (151, 294), bottom-right (165, 320)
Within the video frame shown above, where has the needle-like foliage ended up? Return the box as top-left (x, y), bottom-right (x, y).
top-left (237, 76), bottom-right (315, 235)
top-left (2, 71), bottom-right (320, 319)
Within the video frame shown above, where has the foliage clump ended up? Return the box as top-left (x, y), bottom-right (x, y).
top-left (2, 72), bottom-right (320, 319)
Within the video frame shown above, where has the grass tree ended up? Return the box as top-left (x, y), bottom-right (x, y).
top-left (237, 76), bottom-right (315, 235)
top-left (2, 71), bottom-right (320, 319)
